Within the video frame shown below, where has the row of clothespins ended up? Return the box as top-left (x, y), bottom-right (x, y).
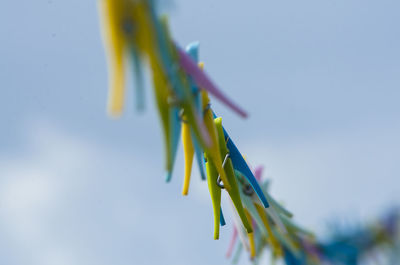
top-left (98, 1), bottom-right (400, 264)
top-left (99, 0), bottom-right (269, 237)
top-left (227, 173), bottom-right (400, 265)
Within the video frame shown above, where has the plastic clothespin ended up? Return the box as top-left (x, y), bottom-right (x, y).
top-left (271, 225), bottom-right (299, 258)
top-left (151, 64), bottom-right (172, 178)
top-left (165, 107), bottom-right (181, 182)
top-left (280, 214), bottom-right (314, 238)
top-left (261, 181), bottom-right (293, 218)
top-left (181, 119), bottom-right (194, 194)
top-left (235, 171), bottom-right (269, 238)
top-left (282, 247), bottom-right (302, 265)
top-left (214, 117), bottom-right (252, 233)
top-left (232, 241), bottom-right (243, 265)
top-left (228, 198), bottom-right (250, 252)
top-left (252, 167), bottom-right (288, 234)
top-left (266, 206), bottom-right (288, 234)
top-left (205, 151), bottom-right (222, 240)
top-left (153, 17), bottom-right (182, 182)
top-left (254, 166), bottom-right (264, 181)
top-left (254, 230), bottom-right (267, 263)
top-left (217, 120), bottom-right (270, 208)
top-left (181, 42), bottom-right (206, 194)
top-left (200, 81), bottom-right (231, 191)
top-left (186, 43), bottom-right (207, 181)
top-left (244, 209), bottom-right (256, 259)
top-left (99, 0), bottom-right (127, 117)
top-left (254, 203), bottom-right (283, 257)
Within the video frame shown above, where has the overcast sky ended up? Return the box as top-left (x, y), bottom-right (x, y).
top-left (0, 0), bottom-right (400, 264)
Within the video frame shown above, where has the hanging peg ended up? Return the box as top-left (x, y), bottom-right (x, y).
top-left (214, 117), bottom-right (252, 233)
top-left (219, 122), bottom-right (270, 208)
top-left (199, 67), bottom-right (231, 191)
top-left (205, 152), bottom-right (222, 240)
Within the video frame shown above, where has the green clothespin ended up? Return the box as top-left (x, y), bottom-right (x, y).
top-left (205, 152), bottom-right (222, 239)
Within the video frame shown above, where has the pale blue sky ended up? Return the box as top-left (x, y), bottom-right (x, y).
top-left (0, 0), bottom-right (399, 264)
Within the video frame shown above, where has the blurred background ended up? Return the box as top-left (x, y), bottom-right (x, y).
top-left (1, 0), bottom-right (399, 264)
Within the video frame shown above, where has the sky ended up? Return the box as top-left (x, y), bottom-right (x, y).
top-left (0, 0), bottom-right (400, 264)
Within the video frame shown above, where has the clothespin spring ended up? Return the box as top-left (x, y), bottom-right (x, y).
top-left (216, 153), bottom-right (230, 189)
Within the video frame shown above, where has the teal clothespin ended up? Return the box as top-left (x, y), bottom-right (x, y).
top-left (220, 208), bottom-right (226, 226)
top-left (186, 42), bottom-right (206, 180)
top-left (166, 107), bottom-right (181, 182)
top-left (262, 181), bottom-right (293, 218)
top-left (223, 130), bottom-right (269, 208)
top-left (235, 170), bottom-right (269, 238)
top-left (129, 44), bottom-right (145, 111)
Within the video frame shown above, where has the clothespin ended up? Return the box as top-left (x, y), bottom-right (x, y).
top-left (280, 215), bottom-right (314, 238)
top-left (252, 167), bottom-right (288, 234)
top-left (229, 198), bottom-right (250, 252)
top-left (253, 231), bottom-right (267, 265)
top-left (181, 118), bottom-right (194, 193)
top-left (151, 63), bottom-right (173, 178)
top-left (254, 202), bottom-right (283, 258)
top-left (154, 17), bottom-right (183, 182)
top-left (282, 247), bottom-right (302, 265)
top-left (209, 110), bottom-right (269, 208)
top-left (261, 181), bottom-right (293, 218)
top-left (214, 117), bottom-right (269, 208)
top-left (181, 42), bottom-right (206, 194)
top-left (244, 209), bottom-right (256, 259)
top-left (186, 43), bottom-right (207, 181)
top-left (205, 151), bottom-right (222, 240)
top-left (99, 0), bottom-right (128, 117)
top-left (200, 71), bottom-right (231, 192)
top-left (214, 117), bottom-right (252, 233)
top-left (232, 241), bottom-right (243, 265)
top-left (234, 170), bottom-right (269, 238)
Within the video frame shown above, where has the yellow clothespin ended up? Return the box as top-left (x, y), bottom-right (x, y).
top-left (214, 117), bottom-right (252, 233)
top-left (205, 152), bottom-right (222, 239)
top-left (244, 209), bottom-right (256, 259)
top-left (181, 113), bottom-right (194, 195)
top-left (98, 0), bottom-right (127, 117)
top-left (199, 63), bottom-right (231, 192)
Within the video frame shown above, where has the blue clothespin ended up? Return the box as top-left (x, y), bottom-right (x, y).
top-left (220, 207), bottom-right (226, 226)
top-left (165, 107), bottom-right (182, 182)
top-left (321, 241), bottom-right (359, 265)
top-left (224, 130), bottom-right (269, 207)
top-left (283, 247), bottom-right (304, 265)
